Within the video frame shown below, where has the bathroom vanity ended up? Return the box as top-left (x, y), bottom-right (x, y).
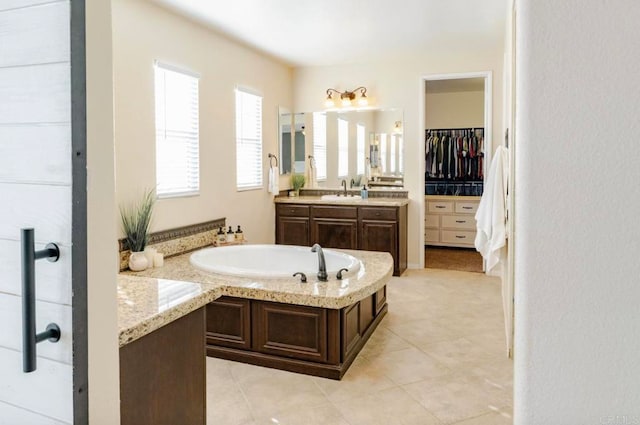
top-left (275, 196), bottom-right (408, 276)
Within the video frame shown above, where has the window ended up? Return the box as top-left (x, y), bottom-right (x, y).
top-left (390, 135), bottom-right (396, 173)
top-left (154, 63), bottom-right (200, 198)
top-left (313, 112), bottom-right (327, 180)
top-left (235, 87), bottom-right (263, 190)
top-left (356, 124), bottom-right (365, 175)
top-left (379, 133), bottom-right (387, 173)
top-left (338, 118), bottom-right (349, 177)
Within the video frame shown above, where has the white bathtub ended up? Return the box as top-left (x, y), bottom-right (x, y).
top-left (190, 244), bottom-right (361, 279)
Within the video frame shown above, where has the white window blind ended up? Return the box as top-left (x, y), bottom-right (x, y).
top-left (313, 112), bottom-right (327, 180)
top-left (356, 124), bottom-right (365, 175)
top-left (338, 118), bottom-right (349, 177)
top-left (154, 63), bottom-right (200, 198)
top-left (379, 133), bottom-right (387, 173)
top-left (235, 88), bottom-right (263, 190)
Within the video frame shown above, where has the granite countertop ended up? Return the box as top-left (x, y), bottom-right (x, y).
top-left (118, 248), bottom-right (393, 347)
top-left (117, 275), bottom-right (224, 346)
top-left (275, 195), bottom-right (409, 207)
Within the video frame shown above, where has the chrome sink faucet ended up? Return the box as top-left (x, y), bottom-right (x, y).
top-left (310, 244), bottom-right (328, 282)
top-left (340, 179), bottom-right (347, 196)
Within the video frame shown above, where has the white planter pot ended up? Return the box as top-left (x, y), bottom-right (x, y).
top-left (129, 251), bottom-right (148, 271)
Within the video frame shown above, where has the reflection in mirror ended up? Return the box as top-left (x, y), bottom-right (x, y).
top-left (279, 108), bottom-right (307, 175)
top-left (278, 107), bottom-right (292, 175)
top-left (296, 108), bottom-right (403, 189)
top-left (293, 113), bottom-right (306, 173)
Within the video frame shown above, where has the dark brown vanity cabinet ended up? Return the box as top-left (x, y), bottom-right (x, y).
top-left (205, 292), bottom-right (387, 380)
top-left (276, 202), bottom-right (407, 276)
top-left (275, 205), bottom-right (310, 246)
top-left (310, 206), bottom-right (358, 250)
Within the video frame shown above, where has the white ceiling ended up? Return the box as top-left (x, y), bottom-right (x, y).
top-left (150, 0), bottom-right (508, 67)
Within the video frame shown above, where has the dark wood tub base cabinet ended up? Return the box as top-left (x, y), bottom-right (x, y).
top-left (206, 288), bottom-right (387, 380)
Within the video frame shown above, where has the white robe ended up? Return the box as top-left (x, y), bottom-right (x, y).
top-left (474, 146), bottom-right (509, 272)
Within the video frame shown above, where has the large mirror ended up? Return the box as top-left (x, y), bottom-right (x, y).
top-left (295, 108), bottom-right (403, 188)
top-left (278, 107), bottom-right (306, 175)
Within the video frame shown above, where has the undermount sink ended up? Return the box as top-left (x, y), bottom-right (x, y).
top-left (320, 194), bottom-right (363, 201)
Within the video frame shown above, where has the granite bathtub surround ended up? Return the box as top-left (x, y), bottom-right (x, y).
top-left (118, 218), bottom-right (225, 271)
top-left (298, 188), bottom-right (409, 199)
top-left (118, 249), bottom-right (393, 346)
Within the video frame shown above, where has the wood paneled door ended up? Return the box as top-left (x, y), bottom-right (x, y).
top-left (0, 1), bottom-right (87, 423)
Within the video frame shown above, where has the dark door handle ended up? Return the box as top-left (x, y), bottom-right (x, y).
top-left (21, 228), bottom-right (61, 373)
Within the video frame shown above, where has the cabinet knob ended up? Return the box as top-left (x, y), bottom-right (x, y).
top-left (290, 209), bottom-right (295, 213)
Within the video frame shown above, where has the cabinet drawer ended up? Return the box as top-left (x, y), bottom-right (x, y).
top-left (425, 228), bottom-right (440, 243)
top-left (311, 205), bottom-right (358, 219)
top-left (359, 207), bottom-right (397, 221)
top-left (455, 201), bottom-right (479, 214)
top-left (441, 230), bottom-right (476, 246)
top-left (427, 201), bottom-right (453, 214)
top-left (441, 215), bottom-right (476, 230)
top-left (277, 204), bottom-right (309, 217)
top-left (425, 214), bottom-right (439, 229)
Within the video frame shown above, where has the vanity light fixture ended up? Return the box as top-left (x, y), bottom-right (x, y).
top-left (325, 87), bottom-right (368, 108)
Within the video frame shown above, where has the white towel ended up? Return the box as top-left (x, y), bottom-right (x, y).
top-left (474, 146), bottom-right (509, 272)
top-left (307, 158), bottom-right (318, 188)
top-left (268, 165), bottom-right (279, 195)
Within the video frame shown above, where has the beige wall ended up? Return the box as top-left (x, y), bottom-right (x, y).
top-left (425, 90), bottom-right (484, 129)
top-left (293, 50), bottom-right (503, 267)
top-left (112, 0), bottom-right (293, 243)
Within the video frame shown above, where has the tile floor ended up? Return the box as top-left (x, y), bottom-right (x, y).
top-left (206, 268), bottom-right (513, 425)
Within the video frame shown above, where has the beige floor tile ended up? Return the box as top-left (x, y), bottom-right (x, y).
top-left (418, 337), bottom-right (497, 370)
top-left (207, 400), bottom-right (255, 425)
top-left (232, 363), bottom-right (330, 418)
top-left (253, 403), bottom-right (350, 425)
top-left (313, 355), bottom-right (396, 403)
top-left (403, 374), bottom-right (512, 424)
top-left (333, 387), bottom-right (442, 425)
top-left (452, 406), bottom-right (512, 425)
top-left (358, 326), bottom-right (413, 357)
top-left (364, 346), bottom-right (451, 385)
top-left (387, 318), bottom-right (463, 346)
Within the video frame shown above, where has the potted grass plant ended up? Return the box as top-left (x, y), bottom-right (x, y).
top-left (120, 189), bottom-right (155, 271)
top-left (290, 173), bottom-right (306, 197)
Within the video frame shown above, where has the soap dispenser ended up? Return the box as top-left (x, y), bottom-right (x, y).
top-left (226, 226), bottom-right (235, 242)
top-left (361, 185), bottom-right (368, 199)
top-left (235, 225), bottom-right (244, 241)
top-left (217, 227), bottom-right (226, 244)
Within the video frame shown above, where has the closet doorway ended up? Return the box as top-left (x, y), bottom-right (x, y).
top-left (420, 72), bottom-right (492, 272)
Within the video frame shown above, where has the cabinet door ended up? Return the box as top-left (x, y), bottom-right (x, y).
top-left (252, 301), bottom-right (327, 363)
top-left (206, 297), bottom-right (251, 350)
top-left (360, 220), bottom-right (398, 271)
top-left (276, 216), bottom-right (310, 246)
top-left (311, 218), bottom-right (358, 249)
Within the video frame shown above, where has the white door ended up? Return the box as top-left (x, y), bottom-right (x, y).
top-left (0, 1), bottom-right (85, 423)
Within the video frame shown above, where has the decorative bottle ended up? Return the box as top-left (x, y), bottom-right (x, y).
top-left (235, 225), bottom-right (244, 241)
top-left (217, 227), bottom-right (226, 244)
top-left (226, 226), bottom-right (235, 242)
